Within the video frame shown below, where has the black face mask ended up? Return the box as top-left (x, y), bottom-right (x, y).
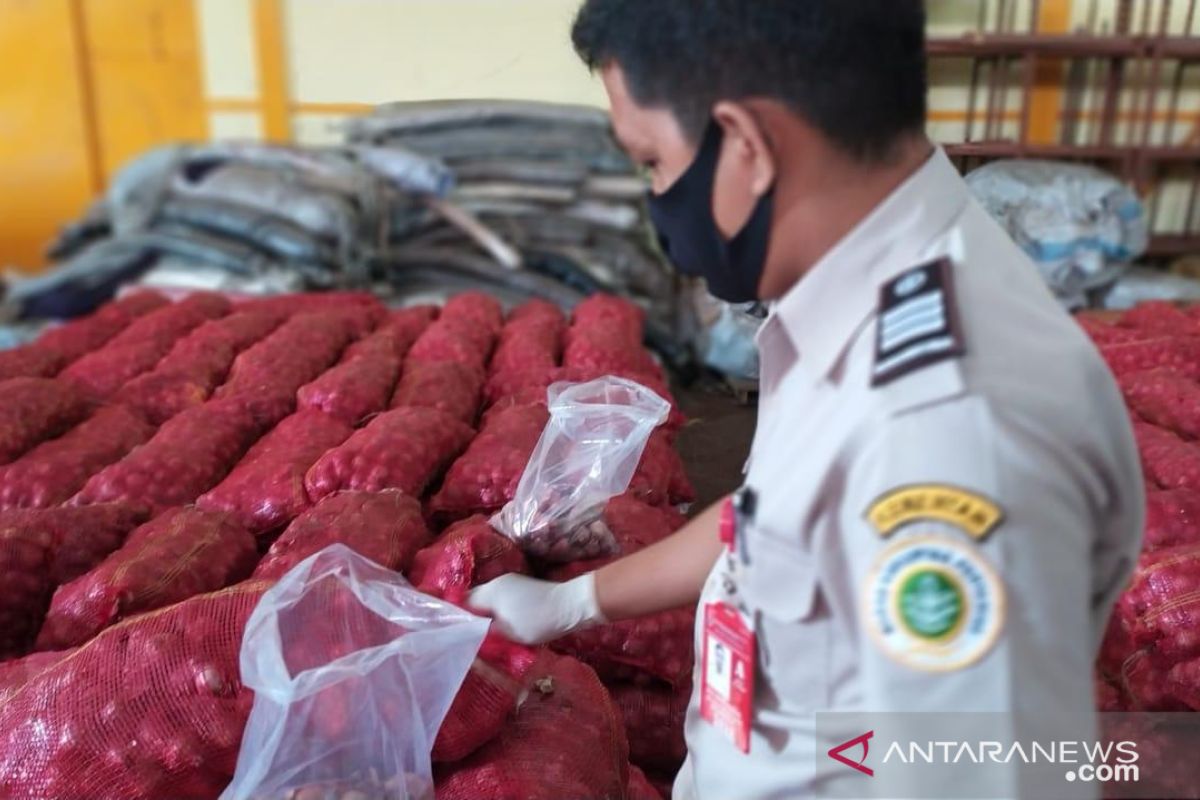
top-left (647, 122), bottom-right (775, 303)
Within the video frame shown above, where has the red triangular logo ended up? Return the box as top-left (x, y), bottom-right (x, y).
top-left (828, 730), bottom-right (875, 777)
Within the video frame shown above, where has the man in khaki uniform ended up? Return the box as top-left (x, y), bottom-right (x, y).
top-left (470, 2), bottom-right (1144, 798)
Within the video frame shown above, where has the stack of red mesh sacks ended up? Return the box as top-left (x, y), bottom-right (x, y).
top-left (542, 495), bottom-right (692, 797)
top-left (1080, 303), bottom-right (1200, 725)
top-left (431, 295), bottom-right (693, 525)
top-left (409, 515), bottom-right (638, 800)
top-left (0, 290), bottom-right (688, 799)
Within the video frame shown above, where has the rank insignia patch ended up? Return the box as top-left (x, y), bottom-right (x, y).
top-left (872, 258), bottom-right (964, 387)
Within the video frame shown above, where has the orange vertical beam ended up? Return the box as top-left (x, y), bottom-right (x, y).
top-left (66, 0), bottom-right (104, 195)
top-left (84, 0), bottom-right (209, 183)
top-left (254, 0), bottom-right (292, 141)
top-left (1028, 0), bottom-right (1072, 143)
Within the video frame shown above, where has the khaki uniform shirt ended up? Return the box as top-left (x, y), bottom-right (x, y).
top-left (673, 149), bottom-right (1144, 800)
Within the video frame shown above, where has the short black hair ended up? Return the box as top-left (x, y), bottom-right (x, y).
top-left (572, 0), bottom-right (928, 163)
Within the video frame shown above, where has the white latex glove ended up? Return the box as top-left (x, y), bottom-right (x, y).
top-left (467, 573), bottom-right (606, 644)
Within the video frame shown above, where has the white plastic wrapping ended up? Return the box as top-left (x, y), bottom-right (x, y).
top-left (221, 545), bottom-right (489, 800)
top-left (492, 376), bottom-right (670, 562)
top-left (966, 159), bottom-right (1147, 307)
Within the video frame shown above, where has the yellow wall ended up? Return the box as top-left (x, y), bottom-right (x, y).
top-left (3, 0), bottom-right (1199, 271)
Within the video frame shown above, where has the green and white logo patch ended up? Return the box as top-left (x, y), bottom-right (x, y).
top-left (864, 536), bottom-right (1004, 672)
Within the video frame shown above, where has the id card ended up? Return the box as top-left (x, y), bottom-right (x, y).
top-left (700, 601), bottom-right (755, 753)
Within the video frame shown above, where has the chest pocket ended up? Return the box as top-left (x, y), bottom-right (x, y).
top-left (739, 528), bottom-right (831, 716)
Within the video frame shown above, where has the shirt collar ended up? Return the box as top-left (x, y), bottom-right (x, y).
top-left (758, 147), bottom-right (971, 382)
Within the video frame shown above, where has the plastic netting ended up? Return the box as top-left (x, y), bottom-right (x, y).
top-left (61, 293), bottom-right (232, 398)
top-left (1134, 421), bottom-right (1200, 493)
top-left (392, 360), bottom-right (485, 425)
top-left (73, 397), bottom-right (266, 512)
top-left (433, 634), bottom-right (541, 764)
top-left (1144, 488), bottom-right (1200, 550)
top-left (296, 327), bottom-right (407, 425)
top-left (36, 507), bottom-right (257, 650)
top-left (433, 653), bottom-right (629, 800)
top-left (0, 582), bottom-right (270, 800)
top-left (198, 410), bottom-right (353, 535)
top-left (33, 290), bottom-right (170, 364)
top-left (0, 378), bottom-right (93, 465)
top-left (0, 405), bottom-right (154, 509)
top-left (253, 490), bottom-right (431, 580)
top-left (305, 407), bottom-right (474, 502)
top-left (1100, 337), bottom-right (1200, 381)
top-left (430, 404), bottom-right (549, 520)
top-left (410, 516), bottom-right (532, 603)
top-left (117, 310), bottom-right (286, 425)
top-left (608, 680), bottom-right (690, 774)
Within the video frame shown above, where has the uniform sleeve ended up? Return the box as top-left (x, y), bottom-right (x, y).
top-left (838, 393), bottom-right (1115, 717)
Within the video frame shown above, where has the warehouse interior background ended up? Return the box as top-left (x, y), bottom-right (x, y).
top-left (3, 0), bottom-right (1200, 273)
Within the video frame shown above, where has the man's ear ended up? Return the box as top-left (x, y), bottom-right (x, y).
top-left (712, 100), bottom-right (776, 196)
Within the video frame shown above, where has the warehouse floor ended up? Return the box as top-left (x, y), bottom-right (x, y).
top-left (673, 381), bottom-right (758, 511)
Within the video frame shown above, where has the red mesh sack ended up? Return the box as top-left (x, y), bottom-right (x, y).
top-left (1122, 369), bottom-right (1200, 439)
top-left (1144, 488), bottom-right (1200, 551)
top-left (564, 324), bottom-right (663, 379)
top-left (572, 294), bottom-right (645, 336)
top-left (483, 366), bottom-right (560, 408)
top-left (1118, 301), bottom-right (1200, 337)
top-left (1114, 544), bottom-right (1200, 665)
top-left (628, 765), bottom-right (664, 800)
top-left (1119, 647), bottom-right (1191, 710)
top-left (305, 406), bottom-right (474, 502)
top-left (434, 634), bottom-right (541, 763)
top-left (443, 292), bottom-right (504, 336)
top-left (36, 507), bottom-right (257, 650)
top-left (1076, 315), bottom-right (1146, 346)
top-left (434, 652), bottom-right (629, 800)
top-left (296, 328), bottom-right (406, 425)
top-left (217, 310), bottom-right (362, 428)
top-left (61, 292), bottom-right (232, 398)
top-left (0, 506), bottom-right (141, 657)
top-left (630, 430), bottom-right (695, 506)
top-left (543, 497), bottom-right (692, 688)
top-left (389, 304), bottom-right (440, 344)
top-left (0, 581), bottom-right (268, 800)
top-left (0, 405), bottom-right (154, 509)
top-left (0, 346), bottom-right (64, 381)
top-left (392, 360), bottom-right (485, 424)
top-left (1094, 672), bottom-right (1128, 711)
top-left (116, 309), bottom-right (285, 424)
top-left (408, 323), bottom-right (495, 371)
top-left (237, 290), bottom-right (388, 332)
top-left (551, 606), bottom-right (695, 687)
top-left (0, 377), bottom-right (92, 464)
top-left (73, 397), bottom-right (264, 512)
top-left (1134, 421), bottom-right (1200, 492)
top-left (0, 649), bottom-right (74, 705)
top-left (0, 523), bottom-right (55, 658)
top-left (488, 301), bottom-right (565, 377)
top-left (609, 680), bottom-right (691, 774)
top-left (197, 410), bottom-right (353, 535)
top-left (253, 490), bottom-right (431, 579)
top-left (32, 290), bottom-right (169, 364)
top-left (1100, 337), bottom-right (1200, 381)
top-left (429, 403), bottom-right (549, 519)
top-left (411, 516), bottom-right (531, 601)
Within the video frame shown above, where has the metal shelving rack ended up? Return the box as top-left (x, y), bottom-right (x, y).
top-left (929, 0), bottom-right (1200, 258)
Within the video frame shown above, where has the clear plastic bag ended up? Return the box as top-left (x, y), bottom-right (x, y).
top-left (492, 376), bottom-right (670, 562)
top-left (221, 544), bottom-right (490, 800)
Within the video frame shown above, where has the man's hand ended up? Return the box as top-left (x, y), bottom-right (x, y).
top-left (469, 498), bottom-right (728, 643)
top-left (468, 573), bottom-right (606, 644)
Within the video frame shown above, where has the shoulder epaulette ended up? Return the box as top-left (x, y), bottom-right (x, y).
top-left (871, 257), bottom-right (965, 387)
